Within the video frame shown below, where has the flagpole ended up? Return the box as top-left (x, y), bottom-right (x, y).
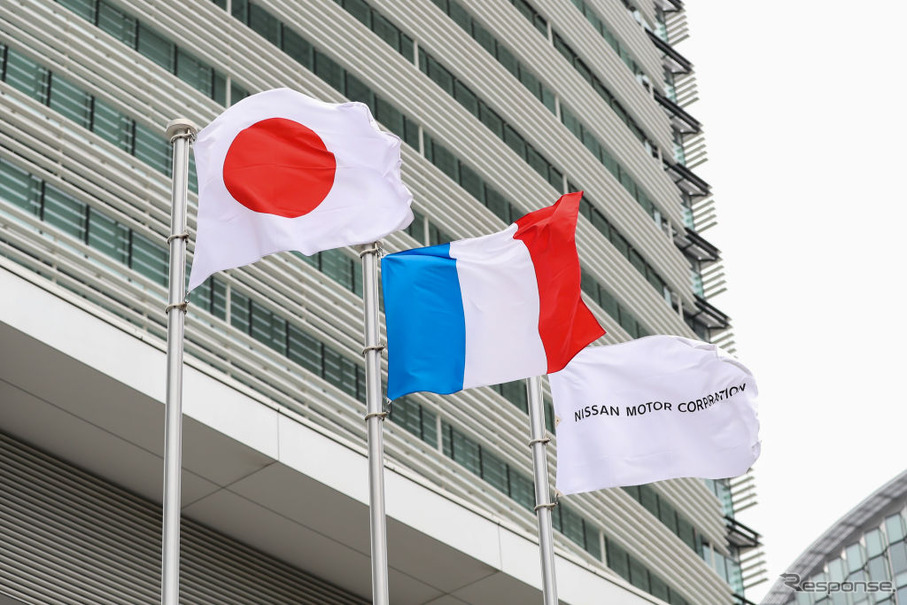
top-left (161, 118), bottom-right (197, 605)
top-left (526, 375), bottom-right (558, 605)
top-left (356, 241), bottom-right (390, 605)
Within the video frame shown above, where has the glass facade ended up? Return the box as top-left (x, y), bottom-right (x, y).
top-left (787, 507), bottom-right (907, 605)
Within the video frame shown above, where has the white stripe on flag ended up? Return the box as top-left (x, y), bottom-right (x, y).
top-left (450, 225), bottom-right (547, 389)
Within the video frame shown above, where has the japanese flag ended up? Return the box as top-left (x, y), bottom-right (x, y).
top-left (188, 88), bottom-right (413, 291)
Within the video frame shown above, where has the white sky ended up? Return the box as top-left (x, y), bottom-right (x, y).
top-left (677, 1), bottom-right (907, 601)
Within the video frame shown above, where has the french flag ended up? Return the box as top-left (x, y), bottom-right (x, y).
top-left (382, 192), bottom-right (605, 400)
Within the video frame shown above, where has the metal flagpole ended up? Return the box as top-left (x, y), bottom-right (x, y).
top-left (526, 375), bottom-right (559, 605)
top-left (356, 241), bottom-right (390, 605)
top-left (161, 118), bottom-right (197, 605)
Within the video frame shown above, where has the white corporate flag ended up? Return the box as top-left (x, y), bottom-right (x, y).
top-left (549, 335), bottom-right (760, 494)
top-left (188, 88), bottom-right (413, 291)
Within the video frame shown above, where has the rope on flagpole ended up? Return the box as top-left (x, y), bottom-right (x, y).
top-left (166, 231), bottom-right (189, 244)
top-left (164, 302), bottom-right (188, 314)
top-left (357, 242), bottom-right (383, 258)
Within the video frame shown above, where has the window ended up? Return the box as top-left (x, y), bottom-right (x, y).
top-left (448, 2), bottom-right (471, 31)
top-left (518, 66), bottom-right (541, 99)
top-left (886, 514), bottom-right (906, 542)
top-left (58, 0), bottom-right (96, 21)
top-left (322, 346), bottom-right (344, 389)
top-left (453, 80), bottom-right (479, 116)
top-left (890, 542), bottom-right (907, 574)
top-left (321, 248), bottom-right (355, 292)
top-left (429, 140), bottom-right (458, 182)
top-left (193, 277), bottom-right (228, 320)
top-left (448, 426), bottom-right (480, 475)
top-left (473, 22), bottom-right (496, 55)
top-left (868, 556), bottom-right (890, 582)
top-left (91, 97), bottom-right (132, 151)
top-left (403, 116), bottom-right (420, 148)
top-left (584, 522), bottom-right (601, 559)
top-left (507, 471), bottom-right (534, 511)
top-left (426, 56), bottom-right (454, 95)
top-left (503, 125), bottom-right (526, 159)
top-left (137, 23), bottom-right (174, 70)
top-left (526, 147), bottom-right (548, 180)
top-left (458, 163), bottom-right (484, 203)
top-left (281, 26), bottom-right (312, 67)
top-left (629, 556), bottom-right (649, 590)
top-left (846, 542), bottom-right (865, 573)
top-left (87, 208), bottom-right (130, 263)
top-left (480, 449), bottom-right (508, 494)
top-left (250, 300), bottom-right (287, 355)
top-left (42, 184), bottom-right (87, 241)
top-left (287, 325), bottom-right (322, 376)
top-left (133, 122), bottom-right (171, 175)
top-left (343, 0), bottom-right (372, 28)
top-left (561, 108), bottom-right (581, 137)
top-left (498, 380), bottom-right (527, 411)
top-left (479, 103), bottom-right (504, 138)
top-left (639, 485), bottom-right (659, 517)
top-left (98, 1), bottom-right (137, 46)
top-left (176, 49), bottom-right (214, 97)
top-left (866, 529), bottom-right (886, 557)
top-left (495, 45), bottom-right (518, 77)
top-left (314, 51), bottom-right (343, 91)
top-left (5, 49), bottom-right (49, 102)
top-left (375, 98), bottom-right (404, 139)
top-left (0, 158), bottom-right (42, 215)
top-left (48, 74), bottom-right (91, 128)
top-left (339, 357), bottom-right (359, 398)
top-left (483, 187), bottom-right (509, 223)
top-left (231, 0), bottom-right (249, 22)
top-left (560, 507), bottom-right (585, 548)
top-left (606, 539), bottom-right (630, 580)
top-left (130, 231), bottom-right (168, 286)
top-left (390, 396), bottom-right (424, 440)
top-left (249, 3), bottom-right (280, 43)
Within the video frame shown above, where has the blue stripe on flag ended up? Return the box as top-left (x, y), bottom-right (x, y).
top-left (381, 243), bottom-right (466, 399)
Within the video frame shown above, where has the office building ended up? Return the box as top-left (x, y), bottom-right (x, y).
top-left (761, 470), bottom-right (907, 605)
top-left (0, 0), bottom-right (761, 602)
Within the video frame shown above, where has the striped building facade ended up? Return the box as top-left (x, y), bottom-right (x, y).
top-left (0, 0), bottom-right (761, 603)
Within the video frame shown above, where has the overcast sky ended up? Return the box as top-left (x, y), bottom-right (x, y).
top-left (677, 1), bottom-right (907, 601)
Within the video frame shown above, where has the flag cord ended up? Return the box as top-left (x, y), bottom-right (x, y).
top-left (357, 242), bottom-right (383, 258)
top-left (166, 231), bottom-right (189, 244)
top-left (164, 302), bottom-right (188, 314)
top-left (161, 118), bottom-right (197, 605)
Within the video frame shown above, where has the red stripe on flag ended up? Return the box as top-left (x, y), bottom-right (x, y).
top-left (513, 192), bottom-right (605, 373)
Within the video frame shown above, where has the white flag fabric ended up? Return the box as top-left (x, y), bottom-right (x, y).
top-left (188, 88), bottom-right (413, 291)
top-left (549, 335), bottom-right (760, 494)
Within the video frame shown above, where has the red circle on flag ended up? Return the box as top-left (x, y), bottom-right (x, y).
top-left (223, 117), bottom-right (336, 218)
